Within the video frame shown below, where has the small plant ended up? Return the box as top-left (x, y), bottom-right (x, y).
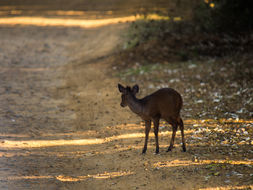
top-left (116, 64), bottom-right (162, 78)
top-left (123, 16), bottom-right (171, 50)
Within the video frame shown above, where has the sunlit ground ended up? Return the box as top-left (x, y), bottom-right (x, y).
top-left (0, 13), bottom-right (180, 28)
top-left (0, 2), bottom-right (251, 189)
top-left (0, 118), bottom-right (252, 189)
top-left (154, 159), bottom-right (253, 168)
top-left (3, 171), bottom-right (134, 182)
top-left (199, 185), bottom-right (253, 190)
top-left (0, 16), bottom-right (137, 28)
top-left (1, 118), bottom-right (252, 149)
top-left (0, 130), bottom-right (193, 149)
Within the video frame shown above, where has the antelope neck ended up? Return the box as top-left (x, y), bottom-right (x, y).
top-left (127, 94), bottom-right (143, 115)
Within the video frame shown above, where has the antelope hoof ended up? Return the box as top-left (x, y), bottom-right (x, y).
top-left (142, 148), bottom-right (147, 154)
top-left (166, 146), bottom-right (173, 152)
top-left (182, 145), bottom-right (186, 152)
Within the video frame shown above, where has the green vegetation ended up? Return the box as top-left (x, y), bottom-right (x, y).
top-left (194, 0), bottom-right (253, 33)
top-left (123, 19), bottom-right (170, 50)
top-left (116, 63), bottom-right (162, 78)
top-left (120, 0), bottom-right (253, 65)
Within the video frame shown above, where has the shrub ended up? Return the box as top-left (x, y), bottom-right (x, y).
top-left (194, 0), bottom-right (253, 33)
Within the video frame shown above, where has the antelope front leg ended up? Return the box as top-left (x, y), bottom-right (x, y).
top-left (142, 120), bottom-right (151, 154)
top-left (153, 118), bottom-right (160, 154)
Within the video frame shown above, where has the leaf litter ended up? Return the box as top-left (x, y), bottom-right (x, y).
top-left (115, 51), bottom-right (253, 187)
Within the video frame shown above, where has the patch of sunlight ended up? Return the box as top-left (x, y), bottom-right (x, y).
top-left (3, 171), bottom-right (133, 182)
top-left (184, 118), bottom-right (253, 124)
top-left (0, 128), bottom-right (195, 149)
top-left (154, 159), bottom-right (253, 168)
top-left (4, 175), bottom-right (54, 180)
top-left (209, 3), bottom-right (215, 8)
top-left (107, 133), bottom-right (145, 140)
top-left (135, 14), bottom-right (183, 21)
top-left (0, 133), bottom-right (29, 138)
top-left (199, 185), bottom-right (253, 190)
top-left (0, 16), bottom-right (138, 28)
top-left (0, 67), bottom-right (50, 73)
top-left (143, 14), bottom-right (170, 20)
top-left (173, 17), bottom-right (182, 21)
top-left (1, 138), bottom-right (105, 148)
top-left (0, 133), bottom-right (145, 149)
top-left (46, 10), bottom-right (89, 16)
top-left (106, 129), bottom-right (194, 141)
top-left (56, 171), bottom-right (134, 182)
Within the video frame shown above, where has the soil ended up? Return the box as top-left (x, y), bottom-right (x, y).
top-left (0, 1), bottom-right (252, 190)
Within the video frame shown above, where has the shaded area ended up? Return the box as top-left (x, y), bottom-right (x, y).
top-left (115, 60), bottom-right (252, 119)
top-left (119, 19), bottom-right (253, 63)
top-left (0, 0), bottom-right (196, 18)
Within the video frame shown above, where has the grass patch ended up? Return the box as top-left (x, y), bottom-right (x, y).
top-left (115, 63), bottom-right (162, 78)
top-left (122, 15), bottom-right (183, 50)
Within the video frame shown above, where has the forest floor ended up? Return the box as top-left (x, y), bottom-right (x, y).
top-left (0, 1), bottom-right (252, 190)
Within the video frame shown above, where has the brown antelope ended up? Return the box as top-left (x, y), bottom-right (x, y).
top-left (118, 84), bottom-right (186, 154)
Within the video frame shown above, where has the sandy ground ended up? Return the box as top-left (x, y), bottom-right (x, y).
top-left (0, 17), bottom-right (136, 189)
top-left (0, 1), bottom-right (252, 190)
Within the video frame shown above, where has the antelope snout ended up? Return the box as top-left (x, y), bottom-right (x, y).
top-left (120, 102), bottom-right (126, 107)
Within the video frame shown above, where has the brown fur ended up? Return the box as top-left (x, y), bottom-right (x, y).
top-left (118, 84), bottom-right (186, 154)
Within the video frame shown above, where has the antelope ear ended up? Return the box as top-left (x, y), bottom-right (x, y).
top-left (132, 84), bottom-right (139, 94)
top-left (118, 83), bottom-right (125, 93)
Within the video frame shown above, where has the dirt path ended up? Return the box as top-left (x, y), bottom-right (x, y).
top-left (0, 15), bottom-right (136, 189)
top-left (0, 2), bottom-right (252, 190)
